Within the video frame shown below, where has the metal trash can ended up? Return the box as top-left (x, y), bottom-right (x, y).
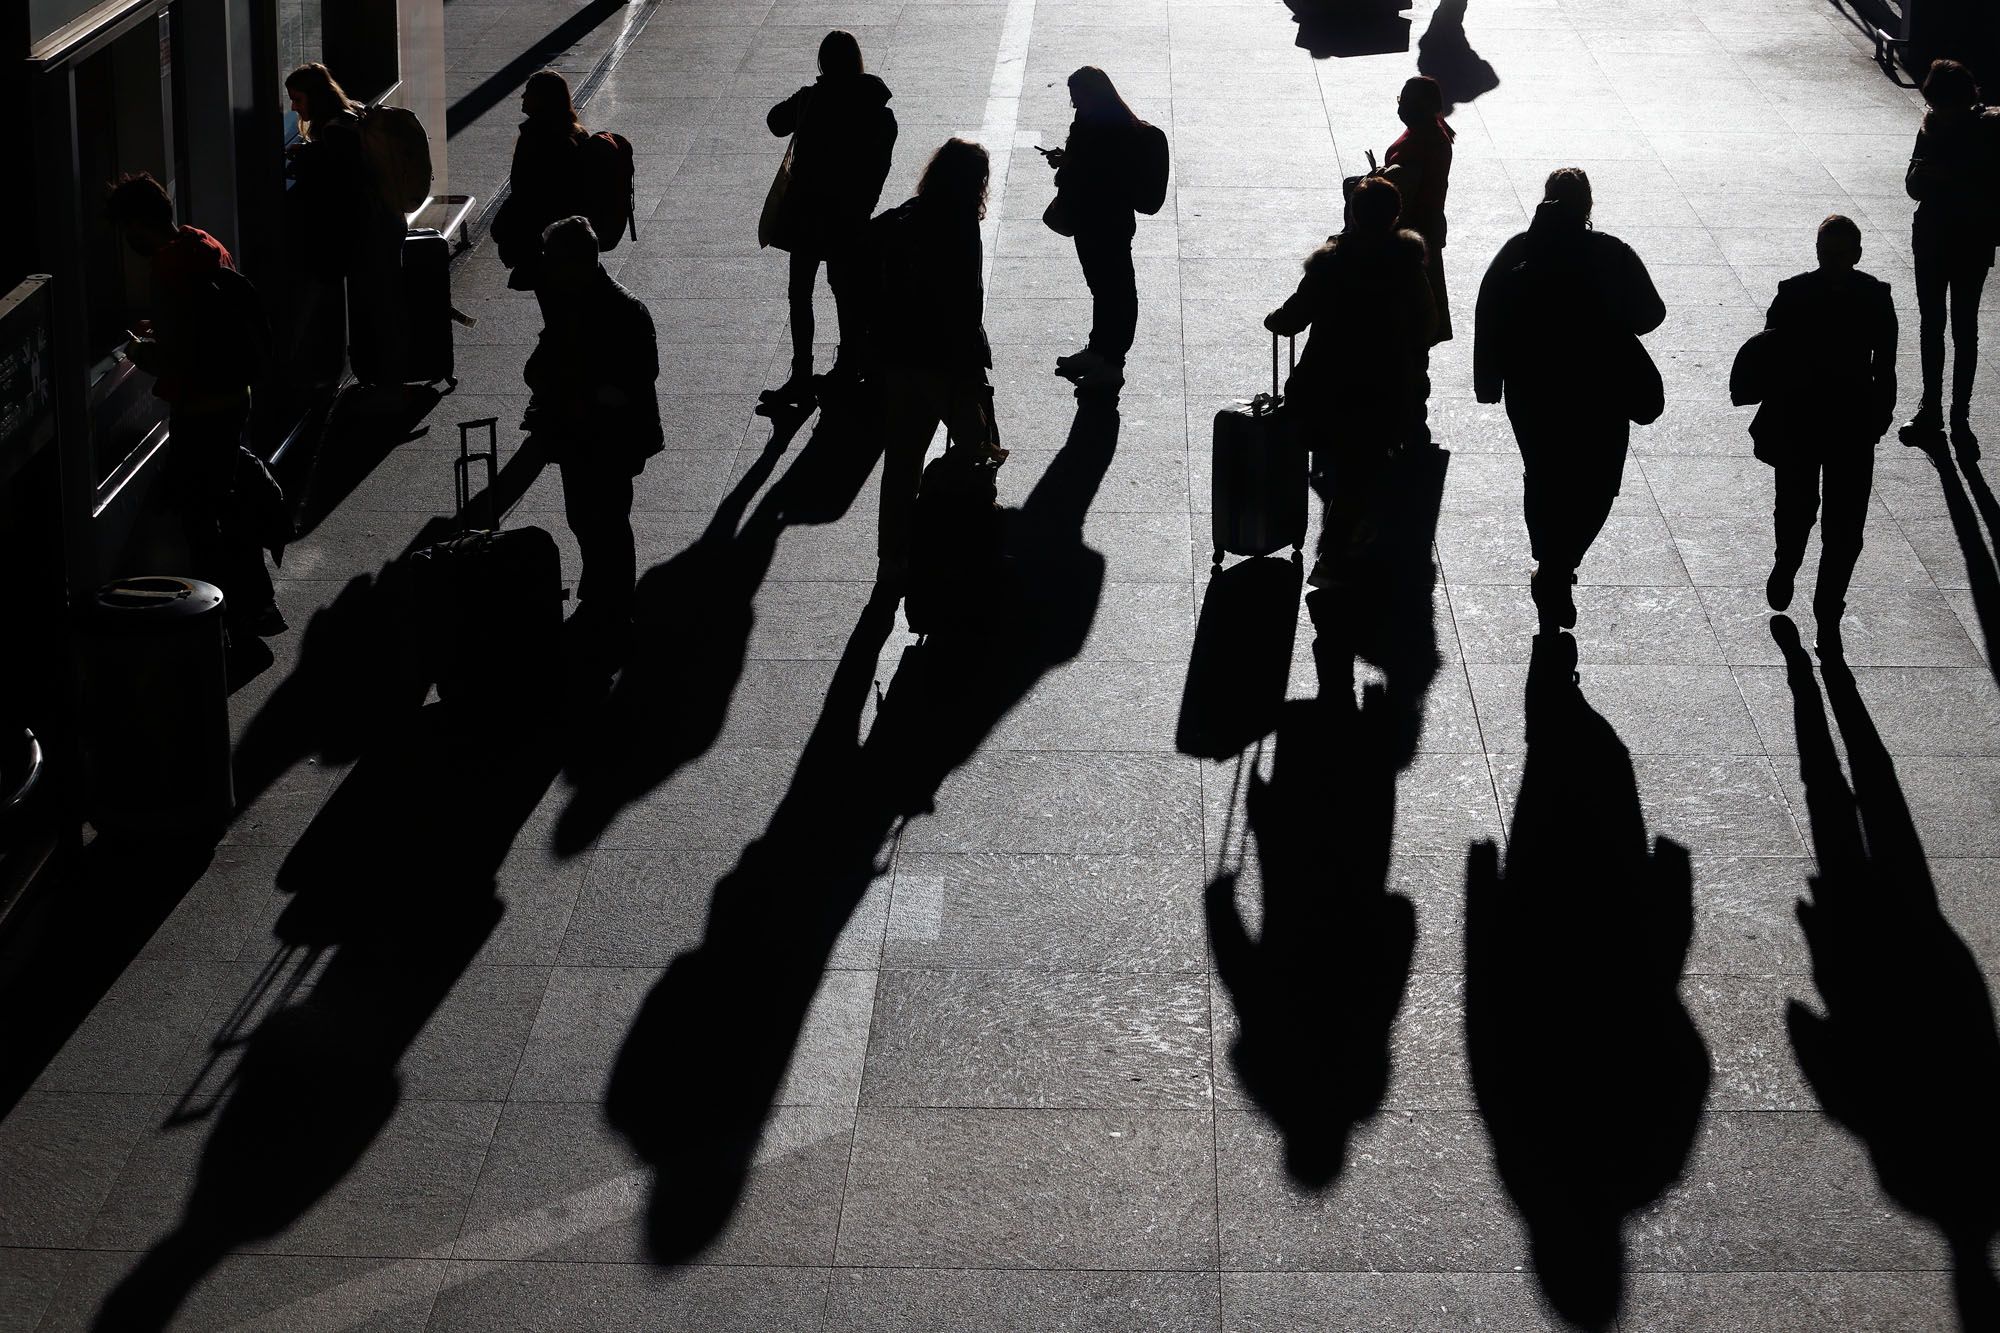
top-left (76, 576), bottom-right (233, 836)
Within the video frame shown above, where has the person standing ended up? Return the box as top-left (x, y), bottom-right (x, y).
top-left (1899, 58), bottom-right (2000, 453)
top-left (1751, 216), bottom-right (1898, 657)
top-left (1264, 176), bottom-right (1435, 587)
top-left (1045, 67), bottom-right (1153, 393)
top-left (492, 69), bottom-right (588, 296)
top-left (526, 217), bottom-right (663, 658)
top-left (282, 62), bottom-right (368, 387)
top-left (763, 30), bottom-right (898, 408)
top-left (870, 139), bottom-right (1005, 585)
top-left (107, 173), bottom-right (285, 639)
top-left (1474, 168), bottom-right (1665, 635)
top-left (1381, 73), bottom-right (1455, 448)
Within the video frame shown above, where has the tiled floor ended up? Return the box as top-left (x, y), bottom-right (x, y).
top-left (6, 0), bottom-right (2000, 1328)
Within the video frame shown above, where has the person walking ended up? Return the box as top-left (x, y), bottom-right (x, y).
top-left (1750, 216), bottom-right (1898, 657)
top-left (1044, 67), bottom-right (1154, 393)
top-left (492, 69), bottom-right (588, 296)
top-left (1264, 176), bottom-right (1435, 587)
top-left (525, 216), bottom-right (663, 659)
top-left (1899, 58), bottom-right (2000, 454)
top-left (107, 173), bottom-right (285, 639)
top-left (870, 139), bottom-right (1005, 586)
top-left (1474, 168), bottom-right (1665, 634)
top-left (282, 62), bottom-right (368, 386)
top-left (1381, 73), bottom-right (1455, 447)
top-left (762, 30), bottom-right (898, 409)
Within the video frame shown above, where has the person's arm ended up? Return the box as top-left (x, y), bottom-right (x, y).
top-left (1615, 240), bottom-right (1667, 336)
top-left (1904, 126), bottom-right (1935, 201)
top-left (1870, 282), bottom-right (1898, 437)
top-left (767, 89), bottom-right (805, 137)
top-left (1406, 249), bottom-right (1437, 347)
top-left (1472, 237), bottom-right (1522, 402)
top-left (1263, 267), bottom-right (1318, 337)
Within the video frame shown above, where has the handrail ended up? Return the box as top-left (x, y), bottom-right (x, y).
top-left (4, 730), bottom-right (43, 815)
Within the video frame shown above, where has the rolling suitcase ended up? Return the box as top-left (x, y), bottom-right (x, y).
top-left (408, 419), bottom-right (564, 705)
top-left (400, 227), bottom-right (457, 388)
top-left (1211, 333), bottom-right (1305, 564)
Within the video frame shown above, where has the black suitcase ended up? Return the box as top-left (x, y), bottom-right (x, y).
top-left (400, 227), bottom-right (456, 388)
top-left (1211, 333), bottom-right (1305, 564)
top-left (408, 419), bottom-right (563, 704)
top-left (905, 445), bottom-right (1006, 637)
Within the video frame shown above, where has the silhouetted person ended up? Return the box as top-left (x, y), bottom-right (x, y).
top-left (763, 30), bottom-right (897, 408)
top-left (1046, 66), bottom-right (1152, 392)
top-left (1465, 631), bottom-right (1708, 1330)
top-left (870, 138), bottom-right (1003, 586)
top-left (106, 172), bottom-right (285, 640)
top-left (1899, 59), bottom-right (2000, 455)
top-left (526, 216), bottom-right (662, 657)
top-left (1774, 615), bottom-right (2000, 1331)
top-left (491, 69), bottom-right (587, 294)
top-left (1475, 167), bottom-right (1664, 634)
top-left (1753, 215), bottom-right (1898, 658)
top-left (1266, 175), bottom-right (1434, 587)
top-left (1382, 73), bottom-right (1455, 446)
top-left (283, 62), bottom-right (369, 386)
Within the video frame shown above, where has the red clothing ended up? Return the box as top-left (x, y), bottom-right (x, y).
top-left (148, 226), bottom-right (236, 403)
top-left (1385, 117), bottom-right (1454, 246)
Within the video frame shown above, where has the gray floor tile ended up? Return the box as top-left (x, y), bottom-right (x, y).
top-left (1700, 584), bottom-right (1985, 668)
top-left (0, 1249), bottom-right (68, 1333)
top-left (1221, 1271), bottom-right (1562, 1332)
top-left (1469, 663), bottom-right (1762, 754)
top-left (0, 1094), bottom-right (161, 1248)
top-left (427, 1261), bottom-right (832, 1332)
top-left (903, 751), bottom-right (1204, 855)
top-left (1619, 1271), bottom-right (1956, 1332)
top-left (835, 1108), bottom-right (1216, 1268)
top-left (32, 1251), bottom-right (447, 1333)
top-left (1449, 585), bottom-right (1725, 666)
top-left (826, 1268), bottom-right (1220, 1332)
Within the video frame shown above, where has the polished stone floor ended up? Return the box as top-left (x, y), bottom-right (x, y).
top-left (6, 0), bottom-right (2000, 1328)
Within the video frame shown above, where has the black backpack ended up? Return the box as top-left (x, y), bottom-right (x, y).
top-left (194, 267), bottom-right (272, 388)
top-left (1129, 122), bottom-right (1170, 216)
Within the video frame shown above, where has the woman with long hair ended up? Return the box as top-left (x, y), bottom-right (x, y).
top-left (493, 69), bottom-right (589, 293)
top-left (1382, 73), bottom-right (1456, 447)
top-left (871, 138), bottom-right (1004, 584)
top-left (1900, 58), bottom-right (2000, 453)
top-left (283, 62), bottom-right (370, 382)
top-left (762, 30), bottom-right (898, 408)
top-left (1044, 66), bottom-right (1152, 392)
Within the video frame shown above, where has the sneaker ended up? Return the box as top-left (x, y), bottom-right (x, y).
top-left (1054, 347), bottom-right (1097, 376)
top-left (1766, 564), bottom-right (1795, 612)
top-left (1813, 604), bottom-right (1845, 659)
top-left (1951, 412), bottom-right (1981, 461)
top-left (1899, 403), bottom-right (1943, 446)
top-left (759, 372), bottom-right (816, 408)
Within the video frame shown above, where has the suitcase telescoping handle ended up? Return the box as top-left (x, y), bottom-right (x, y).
top-left (1270, 332), bottom-right (1296, 401)
top-left (455, 417), bottom-right (501, 532)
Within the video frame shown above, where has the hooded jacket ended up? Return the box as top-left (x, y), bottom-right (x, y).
top-left (1266, 227), bottom-right (1436, 435)
top-left (768, 73), bottom-right (898, 245)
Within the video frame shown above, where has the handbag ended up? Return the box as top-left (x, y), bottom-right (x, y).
top-left (1042, 193), bottom-right (1076, 238)
top-left (1730, 329), bottom-right (1775, 407)
top-left (1615, 329), bottom-right (1665, 426)
top-left (757, 140), bottom-right (796, 250)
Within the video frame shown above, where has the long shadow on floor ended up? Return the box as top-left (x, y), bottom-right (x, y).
top-left (604, 397), bottom-right (1119, 1263)
top-left (445, 0), bottom-right (628, 138)
top-left (1416, 0), bottom-right (1501, 113)
top-left (1927, 446), bottom-right (2000, 689)
top-left (1203, 445), bottom-right (1447, 1189)
top-left (93, 704), bottom-right (564, 1330)
top-left (551, 398), bottom-right (868, 857)
top-left (1465, 631), bottom-right (1711, 1331)
top-left (1774, 614), bottom-right (2000, 1330)
top-left (1286, 0), bottom-right (1412, 59)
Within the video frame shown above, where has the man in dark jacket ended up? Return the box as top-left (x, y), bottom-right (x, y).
top-left (1754, 215), bottom-right (1898, 656)
top-left (527, 216), bottom-right (663, 652)
top-left (1475, 168), bottom-right (1665, 635)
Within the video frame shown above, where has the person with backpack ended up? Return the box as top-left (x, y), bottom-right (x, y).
top-left (1745, 215), bottom-right (1898, 657)
top-left (492, 70), bottom-right (588, 295)
top-left (525, 216), bottom-right (663, 659)
top-left (1264, 176), bottom-right (1436, 588)
top-left (1899, 58), bottom-right (2000, 453)
top-left (106, 172), bottom-right (285, 639)
top-left (762, 31), bottom-right (898, 409)
top-left (1474, 168), bottom-right (1665, 636)
top-left (1380, 74), bottom-right (1455, 448)
top-left (870, 139), bottom-right (1007, 587)
top-left (283, 62), bottom-right (369, 385)
top-left (1043, 67), bottom-right (1167, 393)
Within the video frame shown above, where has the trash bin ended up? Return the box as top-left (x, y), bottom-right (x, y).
top-left (75, 576), bottom-right (233, 836)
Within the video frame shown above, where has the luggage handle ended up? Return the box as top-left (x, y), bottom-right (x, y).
top-left (455, 417), bottom-right (500, 531)
top-left (1267, 332), bottom-right (1296, 406)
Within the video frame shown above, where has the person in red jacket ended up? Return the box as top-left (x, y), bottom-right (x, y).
top-left (107, 172), bottom-right (285, 639)
top-left (1382, 74), bottom-right (1455, 448)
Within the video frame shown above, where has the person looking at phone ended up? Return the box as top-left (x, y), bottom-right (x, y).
top-left (1044, 67), bottom-right (1154, 392)
top-left (1381, 74), bottom-right (1456, 448)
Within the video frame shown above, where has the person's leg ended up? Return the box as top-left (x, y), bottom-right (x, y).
top-left (170, 403), bottom-right (272, 621)
top-left (824, 235), bottom-right (864, 378)
top-left (1909, 230), bottom-right (1948, 433)
top-left (1812, 446), bottom-right (1873, 623)
top-left (1769, 454), bottom-right (1818, 611)
top-left (876, 368), bottom-right (944, 571)
top-left (560, 452), bottom-right (637, 621)
top-left (1099, 235), bottom-right (1138, 365)
top-left (1948, 253), bottom-right (1990, 427)
top-left (787, 247), bottom-right (820, 380)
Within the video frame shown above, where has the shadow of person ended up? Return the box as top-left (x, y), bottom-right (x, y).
top-left (1464, 631), bottom-right (1710, 1331)
top-left (1773, 614), bottom-right (2000, 1330)
top-left (552, 398), bottom-right (855, 857)
top-left (604, 397), bottom-right (1120, 1263)
top-left (1417, 0), bottom-right (1502, 113)
top-left (1926, 446), bottom-right (2000, 690)
top-left (1204, 445), bottom-right (1447, 1189)
top-left (287, 383), bottom-right (446, 538)
top-left (1287, 0), bottom-right (1413, 59)
top-left (93, 704), bottom-right (564, 1331)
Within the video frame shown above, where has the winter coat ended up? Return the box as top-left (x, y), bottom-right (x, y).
top-left (287, 109), bottom-right (370, 280)
top-left (870, 197), bottom-right (992, 379)
top-left (1750, 267), bottom-right (1898, 460)
top-left (1384, 115), bottom-right (1455, 248)
top-left (1266, 227), bottom-right (1436, 442)
top-left (524, 267), bottom-right (664, 473)
top-left (767, 73), bottom-right (898, 250)
top-left (1905, 106), bottom-right (2000, 254)
top-left (494, 118), bottom-right (586, 283)
top-left (1054, 117), bottom-right (1142, 240)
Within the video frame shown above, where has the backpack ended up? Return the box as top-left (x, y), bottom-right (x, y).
top-left (360, 105), bottom-right (434, 213)
top-left (579, 131), bottom-right (637, 250)
top-left (194, 267), bottom-right (273, 388)
top-left (1128, 122), bottom-right (1170, 216)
